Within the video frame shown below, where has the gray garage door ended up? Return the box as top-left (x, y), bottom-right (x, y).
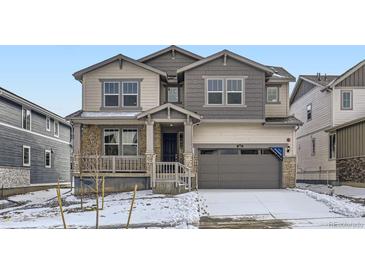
top-left (198, 148), bottom-right (281, 189)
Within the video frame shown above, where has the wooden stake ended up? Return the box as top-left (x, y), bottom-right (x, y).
top-left (101, 176), bottom-right (105, 210)
top-left (56, 179), bottom-right (67, 229)
top-left (95, 176), bottom-right (99, 229)
top-left (126, 184), bottom-right (138, 229)
top-left (80, 180), bottom-right (84, 210)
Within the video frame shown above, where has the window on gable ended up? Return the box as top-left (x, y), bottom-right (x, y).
top-left (329, 134), bottom-right (336, 159)
top-left (306, 104), bottom-right (312, 121)
top-left (23, 145), bottom-right (30, 166)
top-left (311, 138), bottom-right (316, 156)
top-left (22, 108), bottom-right (31, 130)
top-left (45, 150), bottom-right (51, 168)
top-left (267, 87), bottom-right (279, 103)
top-left (104, 129), bottom-right (119, 156)
top-left (167, 87), bottom-right (179, 103)
top-left (341, 90), bottom-right (353, 110)
top-left (54, 121), bottom-right (59, 137)
top-left (122, 82), bottom-right (138, 107)
top-left (226, 79), bottom-right (243, 105)
top-left (46, 117), bottom-right (51, 132)
top-left (207, 79), bottom-right (223, 105)
top-left (122, 129), bottom-right (138, 156)
top-left (104, 82), bottom-right (120, 107)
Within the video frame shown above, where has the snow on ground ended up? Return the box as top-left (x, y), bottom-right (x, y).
top-left (297, 183), bottom-right (365, 199)
top-left (0, 189), bottom-right (199, 229)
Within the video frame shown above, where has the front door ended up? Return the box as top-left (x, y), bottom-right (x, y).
top-left (163, 133), bottom-right (177, 162)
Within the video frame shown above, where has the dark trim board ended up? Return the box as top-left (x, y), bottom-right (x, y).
top-left (296, 179), bottom-right (340, 186)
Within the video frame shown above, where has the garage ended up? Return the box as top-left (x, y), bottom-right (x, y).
top-left (198, 148), bottom-right (282, 189)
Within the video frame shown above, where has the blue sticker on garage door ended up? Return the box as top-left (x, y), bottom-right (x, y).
top-left (270, 147), bottom-right (284, 160)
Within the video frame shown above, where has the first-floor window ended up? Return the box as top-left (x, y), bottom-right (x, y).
top-left (226, 79), bottom-right (243, 105)
top-left (329, 134), bottom-right (336, 159)
top-left (45, 150), bottom-right (51, 168)
top-left (207, 79), bottom-right (223, 105)
top-left (104, 129), bottom-right (120, 155)
top-left (23, 145), bottom-right (31, 166)
top-left (311, 138), bottom-right (316, 156)
top-left (122, 129), bottom-right (138, 156)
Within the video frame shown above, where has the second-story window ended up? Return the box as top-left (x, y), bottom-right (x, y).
top-left (46, 117), bottom-right (51, 132)
top-left (306, 104), bottom-right (312, 121)
top-left (267, 87), bottom-right (279, 103)
top-left (104, 82), bottom-right (120, 107)
top-left (22, 108), bottom-right (31, 130)
top-left (54, 121), bottom-right (59, 137)
top-left (207, 79), bottom-right (223, 105)
top-left (226, 79), bottom-right (243, 105)
top-left (341, 90), bottom-right (353, 110)
top-left (167, 87), bottom-right (179, 103)
top-left (122, 82), bottom-right (138, 107)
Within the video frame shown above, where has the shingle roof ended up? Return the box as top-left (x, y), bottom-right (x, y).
top-left (138, 45), bottom-right (203, 63)
top-left (266, 66), bottom-right (295, 81)
top-left (301, 75), bottom-right (338, 86)
top-left (265, 116), bottom-right (303, 126)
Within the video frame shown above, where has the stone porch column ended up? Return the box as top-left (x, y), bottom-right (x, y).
top-left (282, 157), bottom-right (296, 188)
top-left (183, 121), bottom-right (193, 170)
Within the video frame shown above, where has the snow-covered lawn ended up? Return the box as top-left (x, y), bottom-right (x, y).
top-left (0, 189), bottom-right (199, 229)
top-left (297, 183), bottom-right (365, 199)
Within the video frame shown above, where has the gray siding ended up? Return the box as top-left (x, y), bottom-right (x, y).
top-left (0, 125), bottom-right (71, 184)
top-left (184, 57), bottom-right (266, 119)
top-left (0, 96), bottom-right (22, 127)
top-left (291, 80), bottom-right (316, 105)
top-left (337, 120), bottom-right (365, 159)
top-left (144, 51), bottom-right (198, 76)
top-left (337, 65), bottom-right (365, 87)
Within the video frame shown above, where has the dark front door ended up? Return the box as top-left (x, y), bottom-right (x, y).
top-left (163, 133), bottom-right (177, 162)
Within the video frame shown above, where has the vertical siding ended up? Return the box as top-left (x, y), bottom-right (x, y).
top-left (184, 57), bottom-right (266, 119)
top-left (337, 65), bottom-right (365, 87)
top-left (143, 51), bottom-right (198, 76)
top-left (332, 88), bottom-right (365, 126)
top-left (265, 83), bottom-right (289, 117)
top-left (82, 60), bottom-right (160, 111)
top-left (337, 120), bottom-right (365, 158)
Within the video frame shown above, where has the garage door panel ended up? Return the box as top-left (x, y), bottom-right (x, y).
top-left (198, 148), bottom-right (281, 189)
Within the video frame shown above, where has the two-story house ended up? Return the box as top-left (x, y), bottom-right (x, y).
top-left (0, 87), bottom-right (72, 194)
top-left (67, 46), bottom-right (301, 194)
top-left (290, 59), bottom-right (365, 185)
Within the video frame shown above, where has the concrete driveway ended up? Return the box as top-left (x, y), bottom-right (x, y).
top-left (198, 189), bottom-right (365, 228)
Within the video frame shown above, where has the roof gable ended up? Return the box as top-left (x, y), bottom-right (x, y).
top-left (335, 61), bottom-right (365, 87)
top-left (73, 54), bottom-right (167, 81)
top-left (177, 50), bottom-right (274, 75)
top-left (289, 77), bottom-right (317, 105)
top-left (138, 45), bottom-right (203, 63)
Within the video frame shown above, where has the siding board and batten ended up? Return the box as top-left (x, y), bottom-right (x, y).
top-left (336, 120), bottom-right (365, 159)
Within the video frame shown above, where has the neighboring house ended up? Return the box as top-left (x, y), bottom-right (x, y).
top-left (0, 87), bottom-right (72, 191)
top-left (290, 59), bottom-right (365, 185)
top-left (67, 45), bottom-right (301, 194)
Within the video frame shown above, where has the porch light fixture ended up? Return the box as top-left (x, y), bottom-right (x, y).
top-left (169, 123), bottom-right (174, 127)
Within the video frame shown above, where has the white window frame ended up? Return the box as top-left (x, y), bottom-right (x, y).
top-left (45, 150), bottom-right (52, 168)
top-left (54, 121), bottom-right (59, 137)
top-left (103, 81), bottom-right (120, 108)
top-left (22, 107), bottom-right (32, 131)
top-left (103, 128), bottom-right (120, 155)
top-left (23, 145), bottom-right (31, 167)
top-left (266, 86), bottom-right (279, 103)
top-left (122, 128), bottom-right (138, 156)
top-left (226, 78), bottom-right (244, 105)
top-left (306, 103), bottom-right (312, 121)
top-left (46, 117), bottom-right (51, 132)
top-left (122, 81), bottom-right (139, 108)
top-left (206, 78), bottom-right (224, 105)
top-left (341, 90), bottom-right (353, 110)
top-left (329, 133), bottom-right (336, 160)
top-left (167, 87), bottom-right (179, 103)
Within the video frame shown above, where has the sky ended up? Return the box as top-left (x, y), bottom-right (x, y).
top-left (0, 45), bottom-right (364, 117)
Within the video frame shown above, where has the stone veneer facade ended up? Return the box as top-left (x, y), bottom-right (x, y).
top-left (337, 157), bottom-right (365, 184)
top-left (0, 166), bottom-right (30, 188)
top-left (282, 157), bottom-right (296, 188)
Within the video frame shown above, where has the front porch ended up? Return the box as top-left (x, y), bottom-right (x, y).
top-left (71, 103), bottom-right (201, 194)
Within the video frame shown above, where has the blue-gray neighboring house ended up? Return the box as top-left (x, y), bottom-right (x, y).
top-left (0, 87), bottom-right (72, 190)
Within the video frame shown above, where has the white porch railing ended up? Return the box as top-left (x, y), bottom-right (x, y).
top-left (73, 155), bottom-right (146, 173)
top-left (152, 161), bottom-right (192, 191)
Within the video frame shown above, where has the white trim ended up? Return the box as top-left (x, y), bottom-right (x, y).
top-left (122, 128), bottom-right (138, 156)
top-left (23, 145), bottom-right (31, 167)
top-left (45, 150), bottom-right (52, 168)
top-left (122, 81), bottom-right (139, 108)
top-left (46, 117), bottom-right (51, 132)
top-left (103, 81), bottom-right (120, 108)
top-left (226, 78), bottom-right (245, 106)
top-left (103, 128), bottom-right (120, 155)
top-left (340, 90), bottom-right (353, 110)
top-left (266, 86), bottom-right (279, 103)
top-left (206, 78), bottom-right (224, 105)
top-left (21, 107), bottom-right (32, 131)
top-left (306, 103), bottom-right (312, 121)
top-left (329, 133), bottom-right (336, 160)
top-left (0, 121), bottom-right (70, 145)
top-left (54, 120), bottom-right (59, 137)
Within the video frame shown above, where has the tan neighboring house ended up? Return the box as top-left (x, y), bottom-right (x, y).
top-left (67, 45), bottom-right (301, 194)
top-left (290, 60), bottom-right (365, 185)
